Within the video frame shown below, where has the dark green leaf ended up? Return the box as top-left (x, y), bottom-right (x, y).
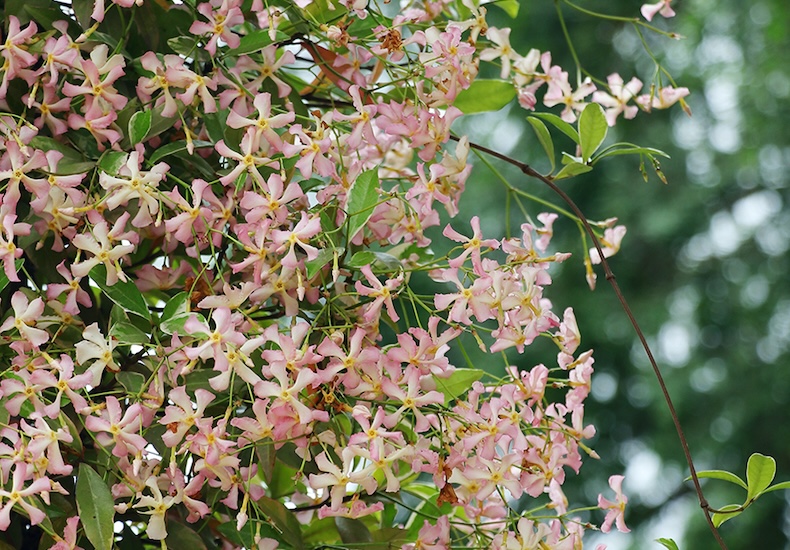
top-left (257, 495), bottom-right (305, 549)
top-left (346, 169), bottom-right (380, 241)
top-left (217, 522), bottom-right (253, 547)
top-left (453, 79), bottom-right (516, 114)
top-left (76, 464), bottom-right (115, 550)
top-left (746, 453), bottom-right (776, 501)
top-left (53, 161), bottom-right (96, 175)
top-left (167, 36), bottom-right (203, 58)
top-left (347, 251), bottom-right (401, 271)
top-left (90, 265), bottom-right (151, 320)
top-left (184, 369), bottom-right (216, 394)
top-left (433, 369), bottom-right (485, 404)
top-left (30, 137), bottom-right (83, 163)
top-left (0, 259), bottom-right (24, 293)
top-left (335, 517), bottom-right (373, 544)
top-left (305, 248), bottom-right (340, 279)
top-left (109, 321), bottom-right (150, 345)
top-left (116, 372), bottom-right (147, 394)
top-left (71, 0), bottom-right (93, 29)
top-left (301, 518), bottom-right (340, 545)
top-left (531, 112), bottom-right (580, 144)
top-left (578, 103), bottom-right (608, 162)
top-left (225, 29), bottom-right (290, 56)
top-left (147, 140), bottom-right (213, 165)
top-left (10, 0), bottom-right (59, 25)
top-left (165, 520), bottom-right (208, 550)
top-left (128, 110), bottom-right (152, 146)
top-left (255, 442), bottom-right (277, 486)
top-left (527, 117), bottom-right (556, 172)
top-left (147, 104), bottom-right (181, 141)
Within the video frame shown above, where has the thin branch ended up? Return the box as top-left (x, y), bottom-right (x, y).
top-left (457, 135), bottom-right (728, 550)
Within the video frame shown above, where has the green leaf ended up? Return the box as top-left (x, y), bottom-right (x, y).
top-left (217, 521), bottom-right (254, 547)
top-left (161, 291), bottom-right (190, 321)
top-left (554, 161), bottom-right (592, 181)
top-left (302, 518), bottom-right (341, 545)
top-left (109, 321), bottom-right (150, 345)
top-left (531, 112), bottom-right (580, 144)
top-left (225, 29), bottom-right (290, 56)
top-left (147, 140), bottom-right (213, 165)
top-left (90, 265), bottom-right (151, 320)
top-left (746, 453), bottom-right (776, 501)
top-left (656, 538), bottom-right (680, 550)
top-left (0, 259), bottom-right (23, 293)
top-left (763, 480), bottom-right (790, 494)
top-left (346, 169), bottom-right (380, 241)
top-left (53, 161), bottom-right (96, 175)
top-left (257, 495), bottom-right (305, 549)
top-left (346, 251), bottom-right (401, 271)
top-left (527, 117), bottom-right (555, 172)
top-left (116, 372), bottom-right (147, 394)
top-left (147, 104), bottom-right (181, 142)
top-left (76, 464), bottom-right (115, 550)
top-left (30, 136), bottom-right (83, 163)
top-left (691, 470), bottom-right (747, 490)
top-left (71, 0), bottom-right (93, 29)
top-left (305, 247), bottom-right (342, 279)
top-left (255, 442), bottom-right (277, 487)
top-left (453, 79), bottom-right (516, 114)
top-left (98, 151), bottom-right (128, 175)
top-left (165, 520), bottom-right (208, 550)
top-left (161, 313), bottom-right (199, 336)
top-left (578, 103), bottom-right (608, 162)
top-left (128, 110), bottom-right (152, 146)
top-left (335, 517), bottom-right (373, 544)
top-left (490, 0), bottom-right (520, 17)
top-left (593, 145), bottom-right (670, 162)
top-left (433, 368), bottom-right (485, 404)
top-left (711, 504), bottom-right (742, 528)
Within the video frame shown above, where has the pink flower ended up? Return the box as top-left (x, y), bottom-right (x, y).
top-left (598, 474), bottom-right (630, 533)
top-left (75, 322), bottom-right (120, 385)
top-left (592, 73), bottom-right (643, 126)
top-left (0, 16), bottom-right (38, 97)
top-left (99, 151), bottom-right (169, 227)
top-left (84, 396), bottom-right (148, 458)
top-left (589, 224), bottom-right (627, 264)
top-left (0, 463), bottom-right (51, 530)
top-left (0, 291), bottom-right (49, 348)
top-left (48, 516), bottom-right (85, 550)
top-left (189, 0), bottom-right (244, 55)
top-left (0, 207), bottom-right (29, 282)
top-left (443, 216), bottom-right (500, 273)
top-left (636, 85), bottom-right (690, 112)
top-left (71, 216), bottom-right (136, 285)
top-left (641, 0), bottom-right (675, 21)
top-left (355, 264), bottom-right (403, 323)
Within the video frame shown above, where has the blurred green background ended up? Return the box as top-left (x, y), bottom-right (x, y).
top-left (449, 0), bottom-right (790, 547)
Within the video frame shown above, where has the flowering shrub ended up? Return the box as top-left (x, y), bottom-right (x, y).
top-left (0, 0), bottom-right (688, 548)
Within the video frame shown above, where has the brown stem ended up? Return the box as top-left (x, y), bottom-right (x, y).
top-left (458, 136), bottom-right (728, 550)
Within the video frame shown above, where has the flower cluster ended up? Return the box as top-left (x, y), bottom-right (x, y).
top-left (0, 0), bottom-right (680, 547)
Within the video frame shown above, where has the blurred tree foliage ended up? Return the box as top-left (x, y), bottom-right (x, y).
top-left (448, 0), bottom-right (790, 547)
